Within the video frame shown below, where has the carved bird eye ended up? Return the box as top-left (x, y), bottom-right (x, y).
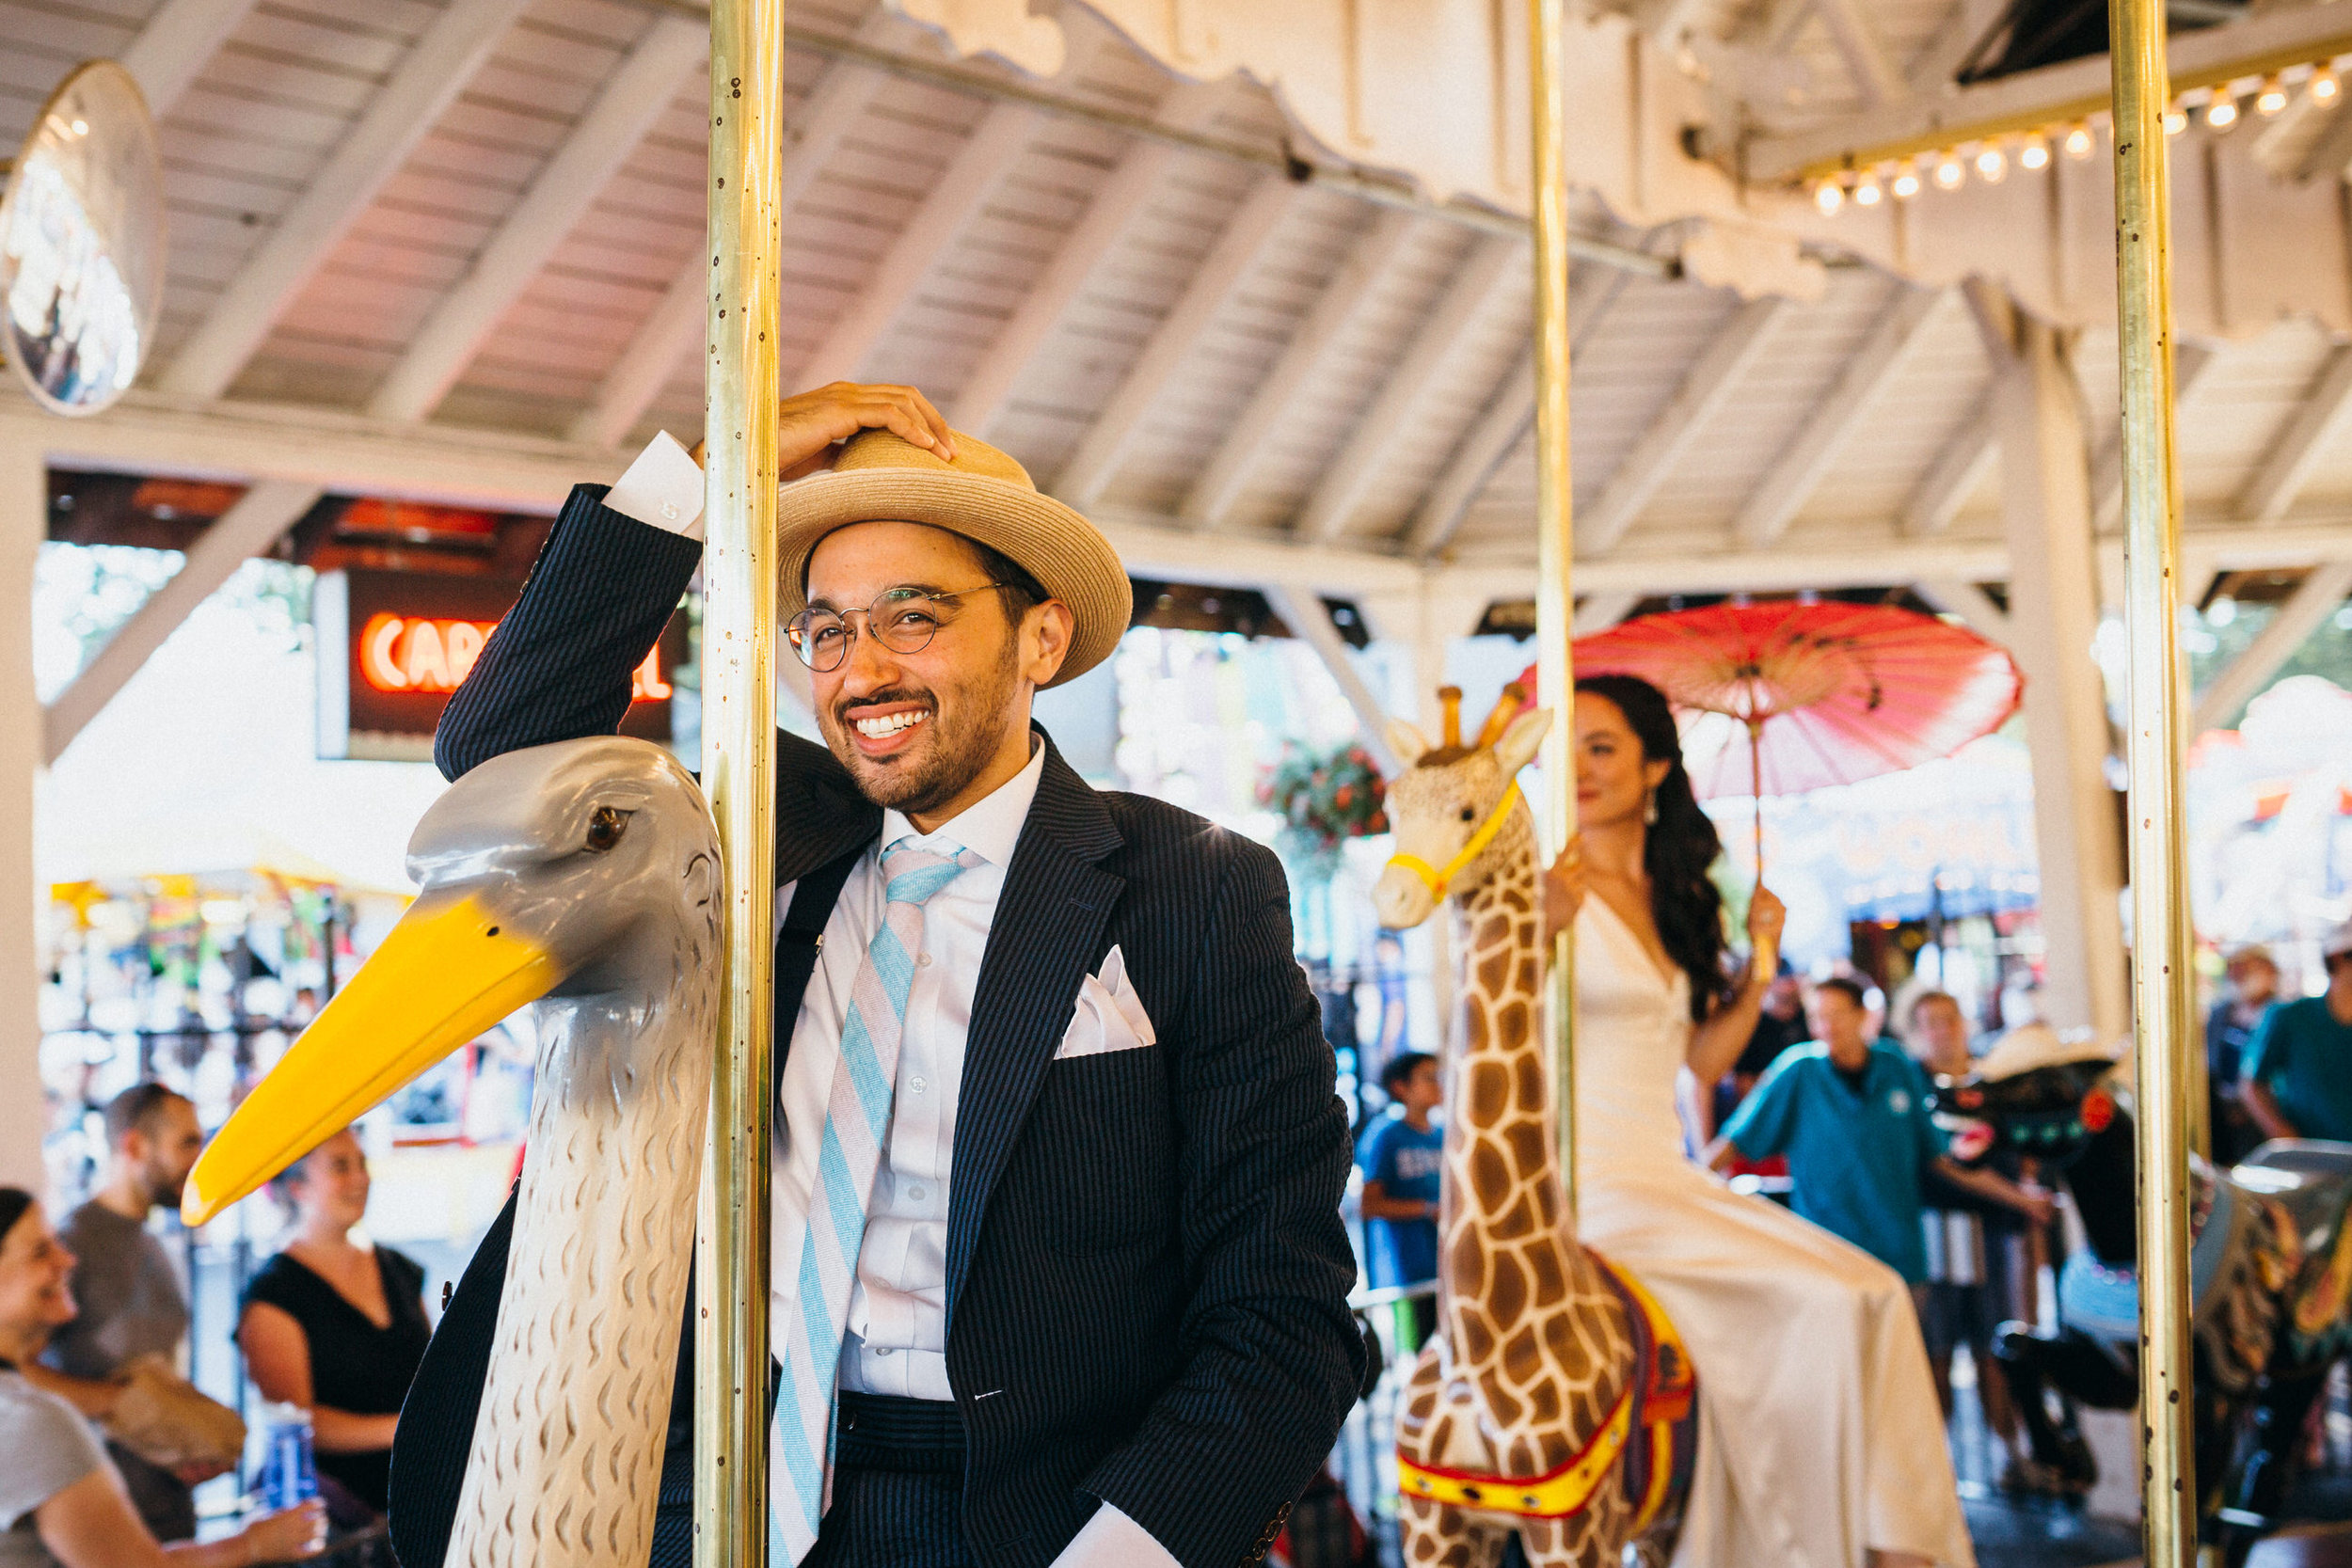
top-left (585, 806), bottom-right (628, 852)
top-left (1459, 805), bottom-right (1477, 823)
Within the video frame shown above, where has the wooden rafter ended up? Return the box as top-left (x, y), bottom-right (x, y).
top-left (159, 0), bottom-right (536, 402)
top-left (1904, 408), bottom-right (1995, 534)
top-left (2191, 561), bottom-right (2352, 730)
top-left (119, 0), bottom-right (260, 118)
top-left (2237, 345), bottom-right (2352, 523)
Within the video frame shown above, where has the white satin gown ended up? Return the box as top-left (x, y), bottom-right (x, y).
top-left (1571, 900), bottom-right (1977, 1568)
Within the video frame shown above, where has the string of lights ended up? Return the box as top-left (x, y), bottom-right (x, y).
top-left (1808, 54), bottom-right (2344, 214)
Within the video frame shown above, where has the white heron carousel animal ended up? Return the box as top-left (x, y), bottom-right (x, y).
top-left (183, 735), bottom-right (723, 1567)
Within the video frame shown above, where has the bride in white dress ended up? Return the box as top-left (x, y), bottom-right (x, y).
top-left (1549, 674), bottom-right (1974, 1568)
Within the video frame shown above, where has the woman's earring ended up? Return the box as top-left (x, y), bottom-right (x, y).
top-left (1644, 789), bottom-right (1660, 826)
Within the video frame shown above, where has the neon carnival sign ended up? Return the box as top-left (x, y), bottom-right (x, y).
top-left (358, 613), bottom-right (671, 701)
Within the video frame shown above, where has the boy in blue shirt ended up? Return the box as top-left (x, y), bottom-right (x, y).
top-left (1358, 1051), bottom-right (1443, 1346)
top-left (2245, 920), bottom-right (2352, 1144)
top-left (1712, 978), bottom-right (2047, 1284)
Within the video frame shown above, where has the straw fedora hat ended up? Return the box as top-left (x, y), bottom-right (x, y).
top-left (774, 428), bottom-right (1131, 688)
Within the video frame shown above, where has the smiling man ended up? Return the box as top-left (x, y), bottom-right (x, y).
top-left (394, 383), bottom-right (1363, 1568)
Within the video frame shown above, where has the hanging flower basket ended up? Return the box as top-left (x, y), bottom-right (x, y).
top-left (1258, 742), bottom-right (1390, 881)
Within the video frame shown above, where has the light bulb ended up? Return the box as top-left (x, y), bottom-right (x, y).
top-left (1891, 168), bottom-right (1922, 199)
top-left (2313, 67), bottom-right (2341, 104)
top-left (2064, 122), bottom-right (2096, 158)
top-left (1934, 154), bottom-right (1966, 189)
top-left (2165, 109), bottom-right (2188, 135)
top-left (69, 119), bottom-right (87, 136)
top-left (2207, 96), bottom-right (2238, 129)
top-left (1976, 144), bottom-right (2009, 182)
top-left (1815, 179), bottom-right (1845, 214)
top-left (2020, 136), bottom-right (2050, 170)
top-left (2257, 78), bottom-right (2288, 115)
top-left (1853, 173), bottom-right (1883, 206)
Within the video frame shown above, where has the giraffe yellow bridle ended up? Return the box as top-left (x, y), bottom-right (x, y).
top-left (1386, 784), bottom-right (1523, 902)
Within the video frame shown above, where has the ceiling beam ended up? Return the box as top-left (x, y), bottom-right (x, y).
top-left (1912, 576), bottom-right (2012, 642)
top-left (1573, 593), bottom-right (1642, 634)
top-left (159, 0), bottom-right (535, 401)
top-left (1735, 285), bottom-right (1942, 546)
top-left (1179, 208), bottom-right (1422, 529)
top-left (566, 52), bottom-right (885, 447)
top-left (952, 79), bottom-right (1234, 436)
top-left (119, 0), bottom-right (261, 118)
top-left (2092, 341), bottom-right (2217, 528)
top-left (42, 481), bottom-right (319, 764)
top-left (1584, 295), bottom-right (1791, 552)
top-left (1261, 585), bottom-right (1403, 774)
top-left (797, 102), bottom-right (1039, 388)
top-left (1902, 406), bottom-right (1995, 534)
top-left (372, 15), bottom-right (707, 423)
top-left (1299, 235), bottom-right (1525, 544)
top-left (1406, 269), bottom-right (1631, 558)
top-left (1903, 0), bottom-right (2010, 92)
top-left (1051, 177), bottom-right (1298, 509)
top-left (1813, 0), bottom-right (1908, 106)
top-left (2237, 344), bottom-right (2352, 523)
top-left (2192, 560), bottom-right (2352, 731)
top-left (1748, 0), bottom-right (2352, 183)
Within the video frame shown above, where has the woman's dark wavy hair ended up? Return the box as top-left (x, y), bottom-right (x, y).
top-left (1575, 673), bottom-right (1728, 1022)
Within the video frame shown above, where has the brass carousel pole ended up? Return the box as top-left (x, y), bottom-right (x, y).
top-left (2107, 0), bottom-right (2199, 1557)
top-left (696, 0), bottom-right (786, 1562)
top-left (1528, 0), bottom-right (1580, 1209)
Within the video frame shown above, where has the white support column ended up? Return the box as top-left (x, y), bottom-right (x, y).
top-left (2191, 561), bottom-right (2352, 732)
top-left (950, 79), bottom-right (1236, 436)
top-left (43, 482), bottom-right (320, 765)
top-left (1181, 210), bottom-right (1423, 530)
top-left (1263, 584), bottom-right (1404, 775)
top-left (1052, 177), bottom-right (1296, 508)
top-left (372, 15), bottom-right (707, 422)
top-left (0, 435), bottom-right (43, 1194)
top-left (568, 53), bottom-right (885, 448)
top-left (1584, 296), bottom-right (1788, 552)
top-left (1994, 316), bottom-right (2127, 1040)
top-left (120, 0), bottom-right (262, 118)
top-left (2237, 346), bottom-right (2352, 523)
top-left (795, 103), bottom-right (1039, 388)
top-left (1735, 285), bottom-right (1942, 546)
top-left (1903, 407), bottom-right (1997, 535)
top-left (1299, 235), bottom-right (1524, 543)
top-left (161, 0), bottom-right (535, 401)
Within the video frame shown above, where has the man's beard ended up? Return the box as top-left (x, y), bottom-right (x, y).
top-left (824, 642), bottom-right (1022, 818)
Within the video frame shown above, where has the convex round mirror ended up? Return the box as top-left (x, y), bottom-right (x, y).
top-left (0, 61), bottom-right (166, 415)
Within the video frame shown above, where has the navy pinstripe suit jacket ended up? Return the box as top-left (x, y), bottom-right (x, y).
top-left (387, 485), bottom-right (1364, 1568)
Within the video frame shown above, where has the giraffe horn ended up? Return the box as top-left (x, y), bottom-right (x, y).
top-left (1438, 687), bottom-right (1463, 750)
top-left (1472, 683), bottom-right (1526, 752)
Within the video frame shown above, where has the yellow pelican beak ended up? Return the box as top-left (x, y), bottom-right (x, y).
top-left (182, 895), bottom-right (564, 1226)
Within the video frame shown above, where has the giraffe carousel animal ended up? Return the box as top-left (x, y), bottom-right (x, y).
top-left (1371, 686), bottom-right (1696, 1568)
top-left (183, 735), bottom-right (722, 1567)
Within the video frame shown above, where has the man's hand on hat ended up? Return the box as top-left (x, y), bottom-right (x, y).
top-left (685, 383), bottom-right (957, 480)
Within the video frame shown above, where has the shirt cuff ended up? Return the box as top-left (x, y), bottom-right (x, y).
top-left (603, 430), bottom-right (707, 542)
top-left (1049, 1502), bottom-right (1183, 1568)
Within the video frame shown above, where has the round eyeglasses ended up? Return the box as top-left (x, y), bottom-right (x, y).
top-left (786, 583), bottom-right (1013, 673)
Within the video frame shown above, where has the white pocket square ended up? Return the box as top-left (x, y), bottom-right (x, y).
top-left (1055, 945), bottom-right (1157, 1060)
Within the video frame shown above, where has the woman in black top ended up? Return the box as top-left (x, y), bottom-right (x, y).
top-left (236, 1132), bottom-right (432, 1515)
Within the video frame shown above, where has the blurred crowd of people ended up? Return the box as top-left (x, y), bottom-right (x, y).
top-left (1, 1085), bottom-right (426, 1566)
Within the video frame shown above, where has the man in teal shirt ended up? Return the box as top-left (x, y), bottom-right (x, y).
top-left (2245, 920), bottom-right (2352, 1144)
top-left (1712, 978), bottom-right (2047, 1283)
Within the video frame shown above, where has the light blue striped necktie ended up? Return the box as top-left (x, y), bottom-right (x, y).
top-left (771, 835), bottom-right (975, 1563)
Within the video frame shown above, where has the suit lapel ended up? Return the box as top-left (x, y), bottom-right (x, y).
top-left (944, 735), bottom-right (1123, 1323)
top-left (771, 725), bottom-right (879, 883)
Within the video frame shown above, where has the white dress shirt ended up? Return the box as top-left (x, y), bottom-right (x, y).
top-left (601, 434), bottom-right (1180, 1568)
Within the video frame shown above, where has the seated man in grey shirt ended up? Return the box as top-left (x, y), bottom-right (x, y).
top-left (28, 1086), bottom-right (212, 1542)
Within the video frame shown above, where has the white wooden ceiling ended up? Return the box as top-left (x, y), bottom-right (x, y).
top-left (7, 0), bottom-right (2352, 606)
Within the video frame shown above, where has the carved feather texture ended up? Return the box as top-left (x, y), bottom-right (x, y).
top-left (448, 846), bottom-right (723, 1567)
